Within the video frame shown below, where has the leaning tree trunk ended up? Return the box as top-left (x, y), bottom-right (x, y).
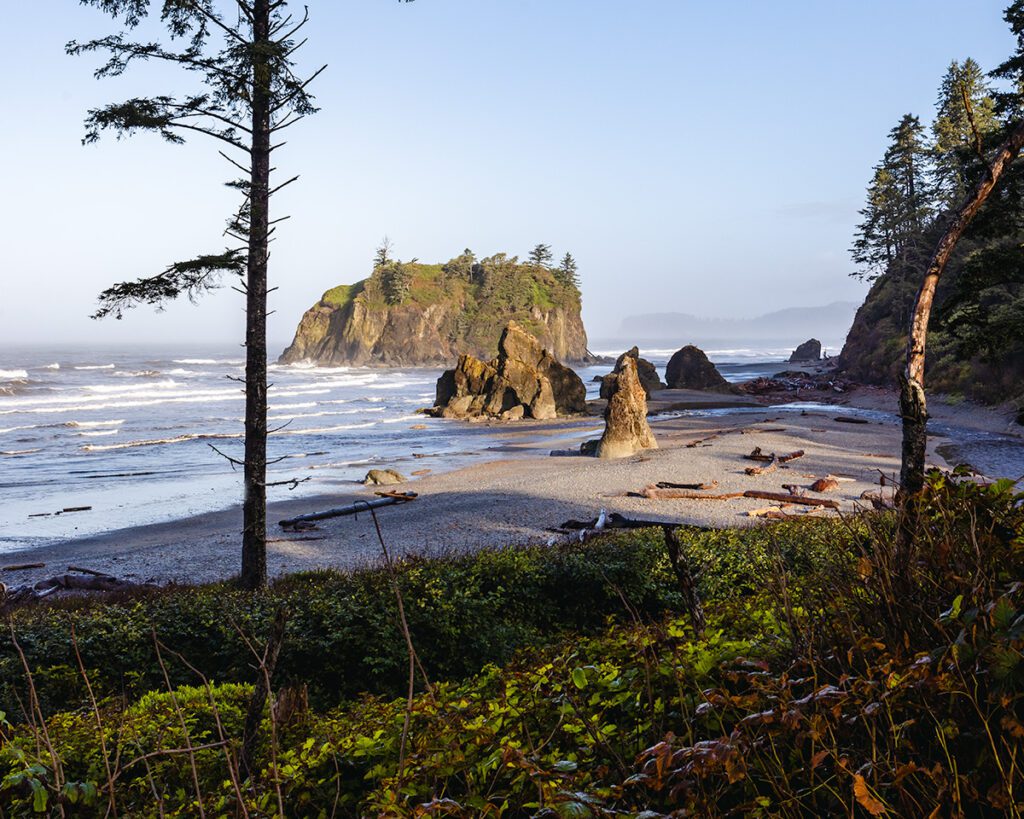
top-left (241, 0), bottom-right (272, 591)
top-left (899, 119), bottom-right (1024, 498)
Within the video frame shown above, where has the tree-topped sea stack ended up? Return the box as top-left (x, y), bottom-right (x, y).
top-left (280, 249), bottom-right (589, 366)
top-left (433, 322), bottom-right (586, 420)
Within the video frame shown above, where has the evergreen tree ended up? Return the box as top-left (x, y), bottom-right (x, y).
top-left (851, 114), bottom-right (932, 279)
top-left (932, 59), bottom-right (998, 209)
top-left (851, 166), bottom-right (901, 278)
top-left (374, 236), bottom-right (394, 269)
top-left (528, 243), bottom-right (553, 267)
top-left (556, 252), bottom-right (580, 289)
top-left (380, 262), bottom-right (412, 305)
top-left (70, 0), bottom-right (324, 590)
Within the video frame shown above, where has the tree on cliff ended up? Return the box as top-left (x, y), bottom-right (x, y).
top-left (932, 58), bottom-right (998, 209)
top-left (556, 252), bottom-right (580, 290)
top-left (374, 236), bottom-right (395, 269)
top-left (851, 115), bottom-right (932, 281)
top-left (528, 244), bottom-right (553, 267)
top-left (70, 0), bottom-right (324, 591)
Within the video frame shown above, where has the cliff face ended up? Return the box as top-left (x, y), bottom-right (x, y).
top-left (280, 254), bottom-right (589, 366)
top-left (839, 265), bottom-right (1024, 405)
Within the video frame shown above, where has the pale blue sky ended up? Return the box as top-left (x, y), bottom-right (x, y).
top-left (0, 1), bottom-right (1015, 348)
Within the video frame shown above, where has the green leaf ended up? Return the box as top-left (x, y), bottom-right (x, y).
top-left (30, 780), bottom-right (47, 813)
top-left (571, 668), bottom-right (588, 690)
top-left (940, 594), bottom-right (964, 623)
top-left (553, 760), bottom-right (578, 773)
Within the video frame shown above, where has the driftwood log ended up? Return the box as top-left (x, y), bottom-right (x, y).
top-left (279, 492), bottom-right (417, 528)
top-left (1, 569), bottom-right (156, 610)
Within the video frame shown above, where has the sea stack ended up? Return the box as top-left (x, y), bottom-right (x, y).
top-left (665, 345), bottom-right (733, 392)
top-left (600, 346), bottom-right (665, 398)
top-left (789, 338), bottom-right (822, 362)
top-left (433, 322), bottom-right (586, 420)
top-left (596, 356), bottom-right (658, 459)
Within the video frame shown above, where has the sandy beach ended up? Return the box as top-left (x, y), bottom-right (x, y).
top-left (3, 384), bottom-right (1020, 588)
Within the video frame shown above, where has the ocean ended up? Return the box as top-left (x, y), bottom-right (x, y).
top-left (0, 340), bottom-right (843, 554)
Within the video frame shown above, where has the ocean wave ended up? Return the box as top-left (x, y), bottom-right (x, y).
top-left (0, 369), bottom-right (28, 380)
top-left (274, 421), bottom-right (377, 435)
top-left (82, 431), bottom-right (242, 452)
top-left (78, 430), bottom-right (120, 437)
top-left (0, 424), bottom-right (35, 435)
top-left (269, 362), bottom-right (352, 374)
top-left (66, 419), bottom-right (125, 428)
top-left (383, 414), bottom-right (424, 424)
top-left (307, 458), bottom-right (373, 470)
top-left (0, 386), bottom-right (336, 415)
top-left (1, 448), bottom-right (40, 456)
top-left (173, 358), bottom-right (244, 365)
top-left (270, 401), bottom-right (319, 410)
top-left (43, 363), bottom-right (60, 370)
top-left (85, 379), bottom-right (179, 394)
top-left (114, 369), bottom-right (163, 378)
top-left (74, 364), bottom-right (115, 370)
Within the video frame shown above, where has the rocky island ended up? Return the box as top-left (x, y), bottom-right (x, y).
top-left (280, 249), bottom-right (590, 366)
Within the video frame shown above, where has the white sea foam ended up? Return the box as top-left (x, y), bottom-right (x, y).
top-left (43, 363), bottom-right (60, 370)
top-left (1, 448), bottom-right (40, 456)
top-left (74, 364), bottom-right (115, 370)
top-left (383, 414), bottom-right (423, 424)
top-left (82, 431), bottom-right (242, 452)
top-left (67, 419), bottom-right (125, 428)
top-left (0, 370), bottom-right (28, 380)
top-left (78, 430), bottom-right (119, 437)
top-left (270, 401), bottom-right (319, 411)
top-left (274, 421), bottom-right (377, 435)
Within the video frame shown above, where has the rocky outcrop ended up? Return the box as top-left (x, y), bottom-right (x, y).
top-left (665, 346), bottom-right (734, 392)
top-left (280, 253), bottom-right (590, 366)
top-left (433, 322), bottom-right (586, 420)
top-left (789, 339), bottom-right (822, 362)
top-left (595, 357), bottom-right (658, 459)
top-left (599, 347), bottom-right (664, 399)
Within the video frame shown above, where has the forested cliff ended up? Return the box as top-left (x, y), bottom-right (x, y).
top-left (280, 248), bottom-right (589, 366)
top-left (839, 57), bottom-right (1024, 406)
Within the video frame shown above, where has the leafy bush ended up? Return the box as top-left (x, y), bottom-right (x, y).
top-left (0, 531), bottom-right (687, 721)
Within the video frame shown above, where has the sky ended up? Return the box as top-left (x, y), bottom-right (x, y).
top-left (0, 0), bottom-right (1017, 349)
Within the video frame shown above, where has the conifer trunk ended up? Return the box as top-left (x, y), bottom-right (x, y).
top-left (241, 0), bottom-right (272, 590)
top-left (899, 119), bottom-right (1024, 498)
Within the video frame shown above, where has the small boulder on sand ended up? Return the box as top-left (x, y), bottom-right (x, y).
top-left (600, 346), bottom-right (665, 398)
top-left (789, 339), bottom-right (822, 363)
top-left (364, 468), bottom-right (406, 486)
top-left (665, 345), bottom-right (734, 392)
top-left (596, 356), bottom-right (658, 459)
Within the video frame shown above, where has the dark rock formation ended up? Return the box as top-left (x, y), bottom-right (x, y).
top-left (789, 339), bottom-right (822, 363)
top-left (599, 346), bottom-right (665, 399)
top-left (433, 322), bottom-right (586, 420)
top-left (596, 357), bottom-right (658, 459)
top-left (280, 253), bottom-right (590, 366)
top-left (665, 346), bottom-right (734, 392)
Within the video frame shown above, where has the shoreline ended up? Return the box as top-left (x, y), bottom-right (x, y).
top-left (3, 386), bottom-right (1020, 588)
